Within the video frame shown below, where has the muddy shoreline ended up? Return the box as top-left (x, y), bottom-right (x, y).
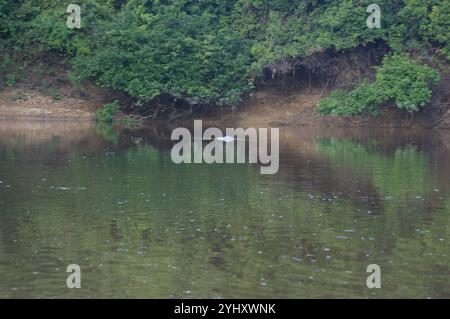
top-left (0, 87), bottom-right (101, 121)
top-left (1, 85), bottom-right (449, 129)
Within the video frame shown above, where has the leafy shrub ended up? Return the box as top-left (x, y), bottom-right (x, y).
top-left (318, 83), bottom-right (383, 117)
top-left (318, 90), bottom-right (353, 116)
top-left (72, 4), bottom-right (252, 106)
top-left (425, 1), bottom-right (450, 59)
top-left (96, 101), bottom-right (120, 123)
top-left (6, 74), bottom-right (17, 87)
top-left (1, 0), bottom-right (449, 110)
top-left (375, 54), bottom-right (440, 111)
top-left (319, 54), bottom-right (440, 115)
top-left (49, 88), bottom-right (63, 101)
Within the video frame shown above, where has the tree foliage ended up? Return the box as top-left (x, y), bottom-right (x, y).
top-left (319, 54), bottom-right (441, 115)
top-left (1, 0), bottom-right (449, 112)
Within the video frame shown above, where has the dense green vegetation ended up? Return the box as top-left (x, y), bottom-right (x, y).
top-left (96, 100), bottom-right (120, 123)
top-left (319, 54), bottom-right (441, 115)
top-left (1, 0), bottom-right (449, 115)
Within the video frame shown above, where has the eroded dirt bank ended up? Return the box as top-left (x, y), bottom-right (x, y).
top-left (207, 80), bottom-right (450, 129)
top-left (1, 80), bottom-right (449, 128)
top-left (0, 86), bottom-right (105, 121)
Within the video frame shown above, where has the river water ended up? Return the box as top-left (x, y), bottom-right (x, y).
top-left (0, 120), bottom-right (448, 298)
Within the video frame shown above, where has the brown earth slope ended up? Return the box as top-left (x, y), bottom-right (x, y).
top-left (0, 77), bottom-right (449, 128)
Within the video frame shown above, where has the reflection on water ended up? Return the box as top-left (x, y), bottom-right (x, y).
top-left (0, 120), bottom-right (448, 298)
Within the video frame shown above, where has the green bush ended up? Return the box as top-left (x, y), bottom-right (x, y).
top-left (319, 54), bottom-right (440, 116)
top-left (1, 0), bottom-right (449, 111)
top-left (318, 90), bottom-right (354, 116)
top-left (71, 4), bottom-right (252, 106)
top-left (96, 101), bottom-right (120, 123)
top-left (5, 74), bottom-right (17, 87)
top-left (424, 1), bottom-right (450, 59)
top-left (375, 54), bottom-right (440, 111)
top-left (319, 83), bottom-right (384, 116)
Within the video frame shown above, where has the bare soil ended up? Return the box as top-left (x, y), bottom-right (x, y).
top-left (0, 77), bottom-right (449, 129)
top-left (208, 79), bottom-right (450, 129)
top-left (0, 85), bottom-right (106, 120)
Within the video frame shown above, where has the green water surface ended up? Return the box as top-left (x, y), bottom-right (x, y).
top-left (0, 121), bottom-right (448, 298)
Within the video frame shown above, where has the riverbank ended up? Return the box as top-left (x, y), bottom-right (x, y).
top-left (0, 86), bottom-right (102, 121)
top-left (203, 78), bottom-right (450, 129)
top-left (1, 80), bottom-right (449, 128)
